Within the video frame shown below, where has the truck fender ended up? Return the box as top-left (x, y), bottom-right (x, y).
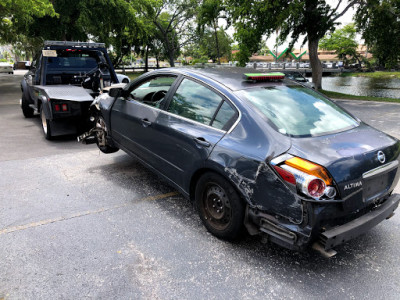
top-left (40, 96), bottom-right (52, 120)
top-left (20, 80), bottom-right (33, 104)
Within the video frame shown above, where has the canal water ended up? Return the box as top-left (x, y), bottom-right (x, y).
top-left (321, 76), bottom-right (400, 99)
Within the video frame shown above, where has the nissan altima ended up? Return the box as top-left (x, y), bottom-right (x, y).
top-left (79, 67), bottom-right (400, 254)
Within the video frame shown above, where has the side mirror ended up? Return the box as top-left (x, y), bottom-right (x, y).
top-left (109, 87), bottom-right (122, 97)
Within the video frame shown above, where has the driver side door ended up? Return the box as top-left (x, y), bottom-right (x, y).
top-left (110, 75), bottom-right (178, 166)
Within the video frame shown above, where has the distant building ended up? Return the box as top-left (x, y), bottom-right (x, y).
top-left (247, 45), bottom-right (372, 64)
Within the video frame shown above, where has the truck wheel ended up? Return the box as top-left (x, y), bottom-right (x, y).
top-left (40, 107), bottom-right (53, 140)
top-left (95, 116), bottom-right (119, 153)
top-left (195, 172), bottom-right (245, 241)
top-left (21, 94), bottom-right (34, 118)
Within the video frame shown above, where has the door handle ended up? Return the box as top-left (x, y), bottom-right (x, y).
top-left (141, 118), bottom-right (151, 127)
top-left (194, 137), bottom-right (211, 147)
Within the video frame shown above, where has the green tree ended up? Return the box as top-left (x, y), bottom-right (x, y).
top-left (10, 0), bottom-right (141, 66)
top-left (200, 28), bottom-right (233, 62)
top-left (226, 0), bottom-right (361, 90)
top-left (0, 0), bottom-right (56, 44)
top-left (138, 0), bottom-right (199, 67)
top-left (197, 0), bottom-right (226, 64)
top-left (355, 0), bottom-right (400, 69)
top-left (320, 24), bottom-right (361, 66)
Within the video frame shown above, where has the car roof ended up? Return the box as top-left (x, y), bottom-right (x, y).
top-left (158, 67), bottom-right (295, 92)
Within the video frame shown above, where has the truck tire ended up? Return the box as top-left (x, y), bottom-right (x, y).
top-left (40, 107), bottom-right (53, 140)
top-left (21, 94), bottom-right (34, 118)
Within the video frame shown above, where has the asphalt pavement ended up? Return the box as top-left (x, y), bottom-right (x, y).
top-left (1, 72), bottom-right (400, 299)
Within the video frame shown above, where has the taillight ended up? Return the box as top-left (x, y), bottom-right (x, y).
top-left (273, 165), bottom-right (296, 185)
top-left (285, 157), bottom-right (332, 185)
top-left (54, 103), bottom-right (68, 112)
top-left (272, 156), bottom-right (336, 200)
top-left (307, 178), bottom-right (325, 198)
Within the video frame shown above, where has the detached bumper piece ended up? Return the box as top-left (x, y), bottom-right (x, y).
top-left (319, 193), bottom-right (400, 250)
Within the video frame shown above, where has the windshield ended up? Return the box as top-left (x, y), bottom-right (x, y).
top-left (237, 85), bottom-right (359, 137)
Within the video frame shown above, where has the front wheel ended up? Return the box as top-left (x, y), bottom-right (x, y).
top-left (95, 116), bottom-right (119, 153)
top-left (40, 107), bottom-right (52, 140)
top-left (195, 172), bottom-right (245, 241)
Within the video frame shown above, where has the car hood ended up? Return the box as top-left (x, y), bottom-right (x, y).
top-left (35, 85), bottom-right (94, 102)
top-left (288, 123), bottom-right (400, 204)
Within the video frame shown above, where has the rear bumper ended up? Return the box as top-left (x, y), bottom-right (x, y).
top-left (319, 193), bottom-right (400, 249)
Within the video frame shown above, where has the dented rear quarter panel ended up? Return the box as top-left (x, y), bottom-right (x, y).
top-left (206, 92), bottom-right (304, 222)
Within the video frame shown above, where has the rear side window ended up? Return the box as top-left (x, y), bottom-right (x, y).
top-left (167, 78), bottom-right (237, 130)
top-left (237, 86), bottom-right (359, 137)
top-left (212, 101), bottom-right (237, 130)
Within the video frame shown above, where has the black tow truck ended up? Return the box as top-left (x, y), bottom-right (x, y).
top-left (20, 40), bottom-right (119, 139)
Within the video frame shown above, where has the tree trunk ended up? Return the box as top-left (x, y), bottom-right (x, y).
top-left (213, 20), bottom-right (221, 65)
top-left (145, 45), bottom-right (149, 72)
top-left (308, 38), bottom-right (323, 90)
top-left (168, 49), bottom-right (175, 67)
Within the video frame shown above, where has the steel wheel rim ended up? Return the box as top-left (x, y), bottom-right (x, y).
top-left (202, 183), bottom-right (232, 230)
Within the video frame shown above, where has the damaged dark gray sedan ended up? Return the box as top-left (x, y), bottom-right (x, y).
top-left (80, 68), bottom-right (400, 254)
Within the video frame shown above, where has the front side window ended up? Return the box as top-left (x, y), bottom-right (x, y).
top-left (167, 78), bottom-right (237, 130)
top-left (129, 76), bottom-right (177, 108)
top-left (237, 85), bottom-right (359, 137)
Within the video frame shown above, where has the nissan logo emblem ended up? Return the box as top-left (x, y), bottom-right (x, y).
top-left (377, 151), bottom-right (386, 164)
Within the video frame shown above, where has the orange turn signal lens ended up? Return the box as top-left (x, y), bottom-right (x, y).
top-left (285, 157), bottom-right (333, 185)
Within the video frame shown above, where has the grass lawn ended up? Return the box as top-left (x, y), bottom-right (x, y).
top-left (125, 72), bottom-right (145, 81)
top-left (320, 90), bottom-right (400, 103)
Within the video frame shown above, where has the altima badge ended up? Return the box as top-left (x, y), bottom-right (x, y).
top-left (377, 151), bottom-right (386, 164)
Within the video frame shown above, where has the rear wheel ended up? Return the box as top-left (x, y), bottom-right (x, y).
top-left (195, 172), bottom-right (245, 240)
top-left (40, 106), bottom-right (52, 140)
top-left (95, 116), bottom-right (119, 153)
top-left (21, 94), bottom-right (34, 118)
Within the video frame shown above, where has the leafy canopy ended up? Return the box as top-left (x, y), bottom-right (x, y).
top-left (355, 0), bottom-right (400, 69)
top-left (320, 24), bottom-right (359, 65)
top-left (0, 0), bottom-right (56, 43)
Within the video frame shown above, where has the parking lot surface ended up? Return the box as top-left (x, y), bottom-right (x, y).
top-left (1, 72), bottom-right (400, 299)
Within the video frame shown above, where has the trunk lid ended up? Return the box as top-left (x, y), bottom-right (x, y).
top-left (289, 123), bottom-right (400, 211)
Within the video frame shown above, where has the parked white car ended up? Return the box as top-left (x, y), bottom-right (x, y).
top-left (116, 73), bottom-right (130, 84)
top-left (0, 62), bottom-right (13, 74)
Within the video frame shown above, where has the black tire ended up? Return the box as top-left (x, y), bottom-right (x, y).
top-left (21, 93), bottom-right (34, 118)
top-left (95, 116), bottom-right (119, 154)
top-left (122, 78), bottom-right (129, 84)
top-left (195, 172), bottom-right (245, 240)
top-left (40, 106), bottom-right (52, 140)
